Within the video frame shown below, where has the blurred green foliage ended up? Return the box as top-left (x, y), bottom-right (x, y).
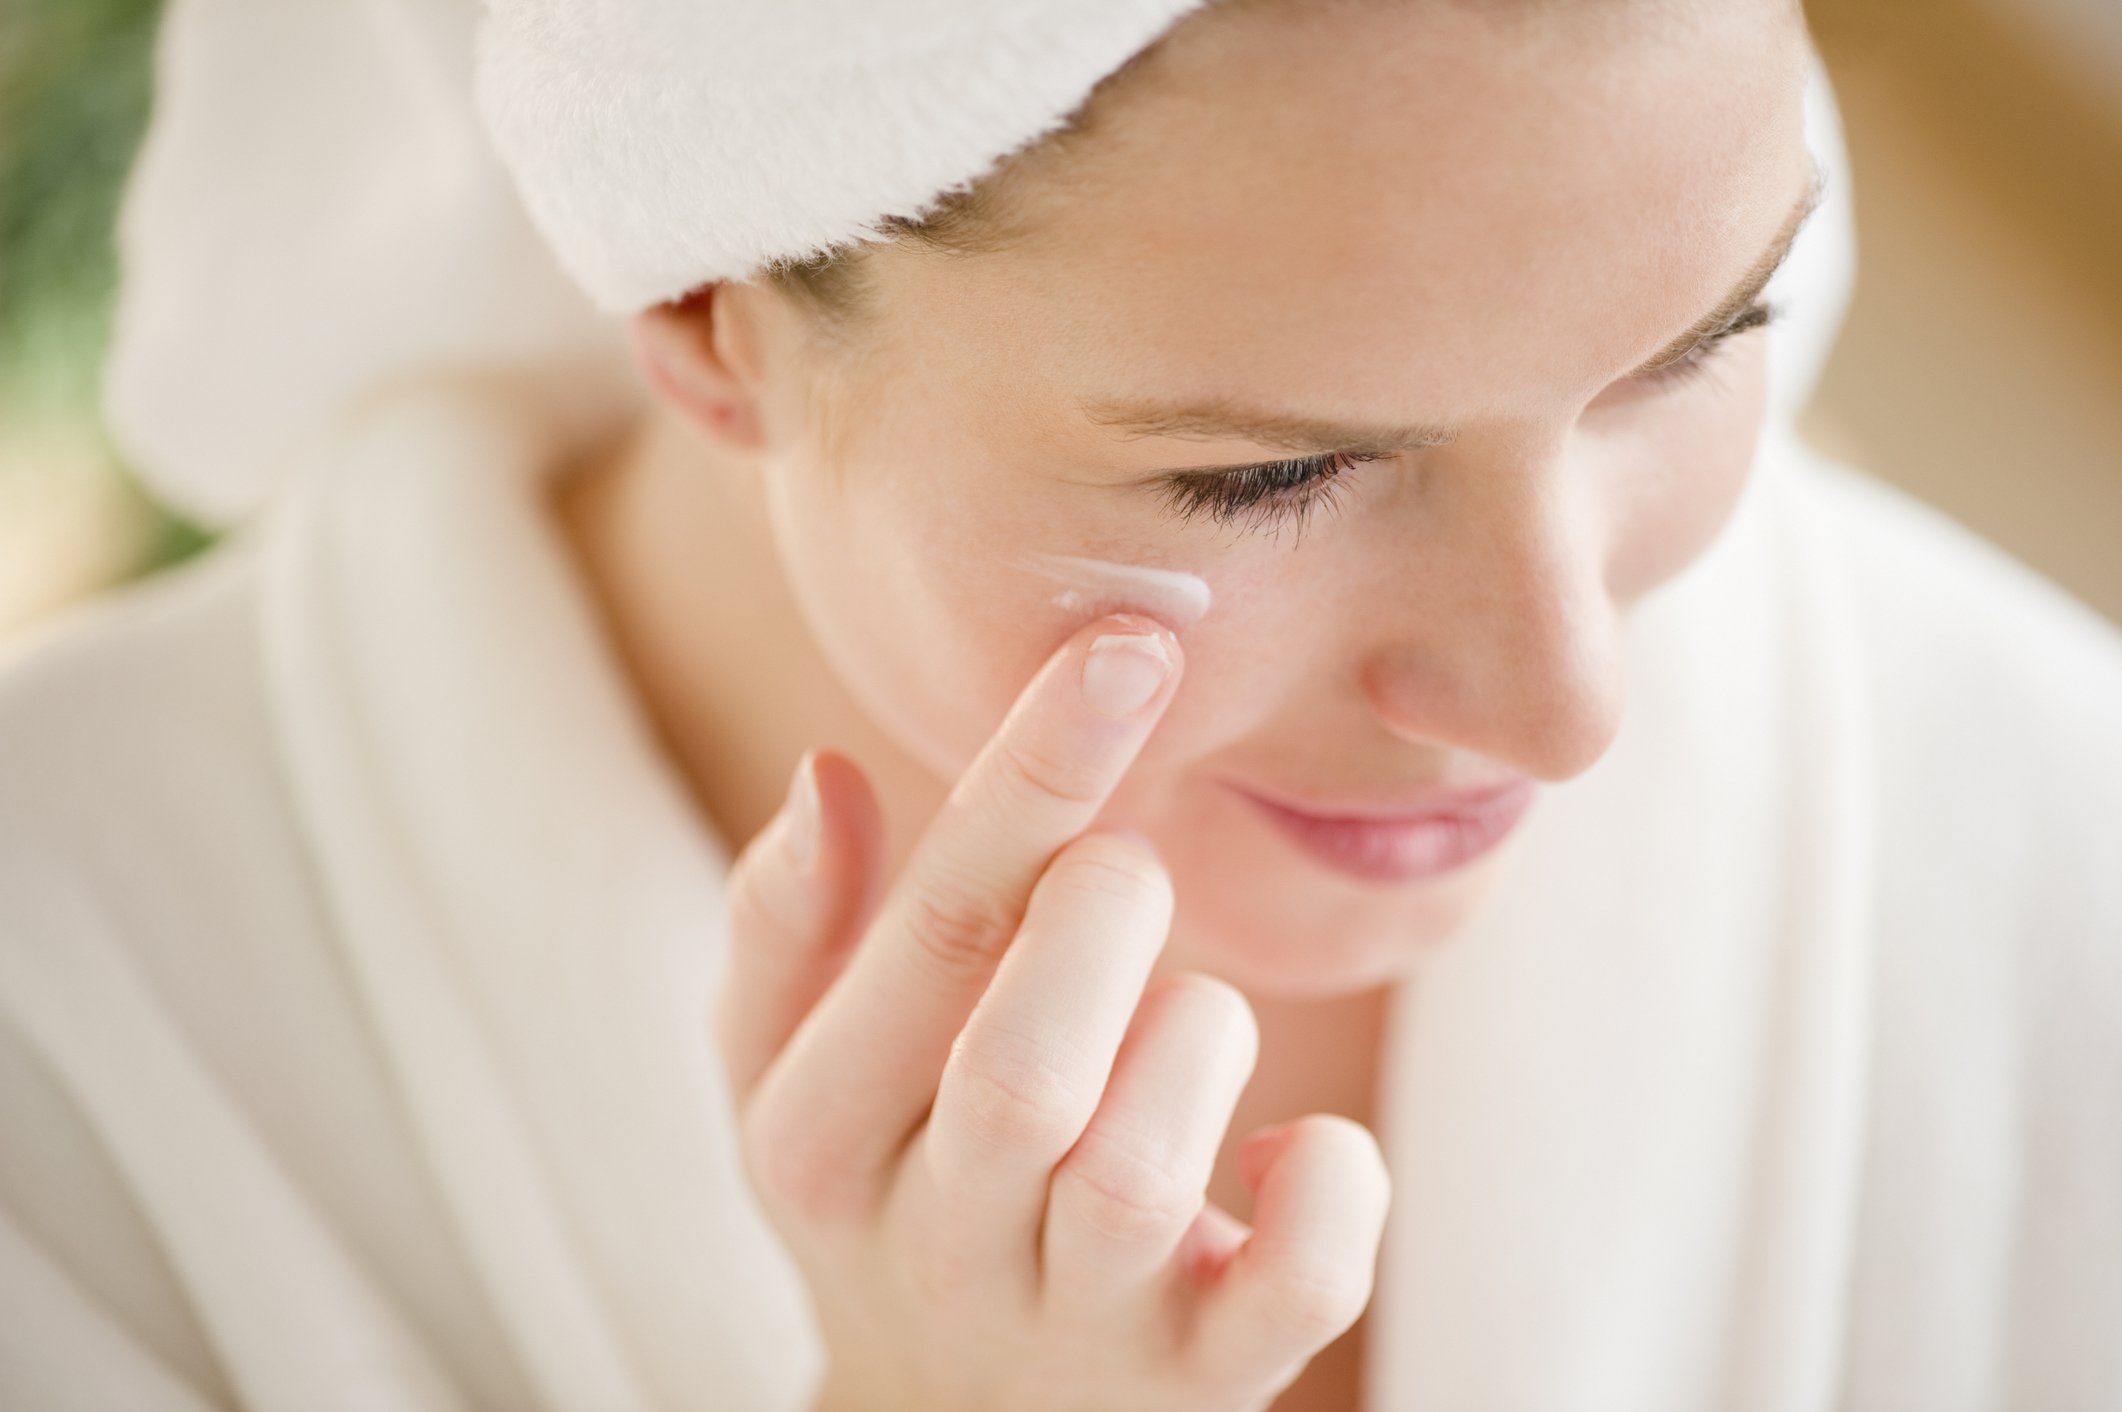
top-left (1, 0), bottom-right (210, 571)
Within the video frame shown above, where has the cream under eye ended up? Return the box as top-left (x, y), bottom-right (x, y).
top-left (1153, 449), bottom-right (1391, 541)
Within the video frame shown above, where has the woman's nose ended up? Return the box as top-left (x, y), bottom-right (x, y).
top-left (1357, 469), bottom-right (1628, 784)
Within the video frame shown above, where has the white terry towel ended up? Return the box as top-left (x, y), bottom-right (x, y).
top-left (3, 0), bottom-right (2120, 1408)
top-left (475, 0), bottom-right (1218, 309)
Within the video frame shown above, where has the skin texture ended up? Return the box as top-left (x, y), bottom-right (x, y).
top-left (559, 0), bottom-right (1815, 999)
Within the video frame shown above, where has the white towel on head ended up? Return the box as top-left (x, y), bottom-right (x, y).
top-left (475, 0), bottom-right (1213, 309)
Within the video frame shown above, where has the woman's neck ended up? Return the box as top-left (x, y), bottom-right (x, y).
top-left (549, 407), bottom-right (948, 875)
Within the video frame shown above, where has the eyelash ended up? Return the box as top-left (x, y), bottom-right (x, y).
top-left (1635, 298), bottom-right (1778, 392)
top-left (1153, 299), bottom-right (1780, 538)
top-left (1152, 448), bottom-right (1392, 543)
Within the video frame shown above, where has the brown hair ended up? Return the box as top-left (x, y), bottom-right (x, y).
top-left (753, 183), bottom-right (1023, 349)
top-left (748, 32), bottom-right (1178, 348)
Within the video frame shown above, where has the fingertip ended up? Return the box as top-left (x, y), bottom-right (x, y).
top-left (1072, 611), bottom-right (1186, 722)
top-left (1237, 1120), bottom-right (1298, 1193)
top-left (808, 749), bottom-right (879, 837)
top-left (1324, 1115), bottom-right (1393, 1209)
top-left (1241, 1116), bottom-right (1390, 1226)
top-left (1069, 823), bottom-right (1173, 889)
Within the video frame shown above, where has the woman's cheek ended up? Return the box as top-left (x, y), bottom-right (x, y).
top-left (757, 444), bottom-right (1202, 781)
top-left (757, 445), bottom-right (1018, 780)
top-left (908, 511), bottom-right (1287, 778)
top-left (768, 427), bottom-right (1318, 793)
top-left (1606, 340), bottom-right (1773, 603)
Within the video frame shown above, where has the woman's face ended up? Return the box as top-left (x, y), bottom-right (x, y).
top-left (723, 0), bottom-right (1817, 999)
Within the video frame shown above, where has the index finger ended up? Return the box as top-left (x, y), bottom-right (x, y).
top-left (752, 611), bottom-right (1183, 1207)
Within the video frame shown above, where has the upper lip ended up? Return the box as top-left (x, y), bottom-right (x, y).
top-left (1223, 774), bottom-right (1535, 823)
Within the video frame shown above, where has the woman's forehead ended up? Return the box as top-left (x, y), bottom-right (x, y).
top-left (879, 0), bottom-right (1814, 421)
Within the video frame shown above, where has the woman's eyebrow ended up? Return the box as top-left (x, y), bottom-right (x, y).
top-left (1076, 394), bottom-right (1461, 457)
top-left (1629, 159), bottom-right (1828, 376)
top-left (1077, 159), bottom-right (1828, 458)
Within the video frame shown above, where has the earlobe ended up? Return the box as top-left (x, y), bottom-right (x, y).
top-left (629, 287), bottom-right (768, 451)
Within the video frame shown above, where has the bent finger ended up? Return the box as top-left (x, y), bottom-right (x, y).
top-left (754, 615), bottom-right (1183, 1211)
top-left (1040, 972), bottom-right (1257, 1322)
top-left (900, 830), bottom-right (1176, 1306)
top-left (1186, 1115), bottom-right (1391, 1389)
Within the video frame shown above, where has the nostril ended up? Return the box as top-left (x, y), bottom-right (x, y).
top-left (1356, 630), bottom-right (1627, 785)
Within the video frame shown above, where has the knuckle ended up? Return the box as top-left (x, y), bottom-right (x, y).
top-left (942, 1041), bottom-right (1093, 1159)
top-left (1158, 971), bottom-right (1259, 1064)
top-left (992, 731), bottom-right (1109, 809)
top-left (1057, 1127), bottom-right (1202, 1244)
top-left (1260, 1259), bottom-right (1374, 1341)
top-left (899, 875), bottom-right (1021, 978)
top-left (739, 1099), bottom-right (865, 1228)
top-left (1044, 833), bottom-right (1172, 916)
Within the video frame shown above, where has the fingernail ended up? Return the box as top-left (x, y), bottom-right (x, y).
top-left (1082, 632), bottom-right (1174, 720)
top-left (783, 753), bottom-right (820, 867)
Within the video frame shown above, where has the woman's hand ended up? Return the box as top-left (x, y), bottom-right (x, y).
top-left (713, 613), bottom-right (1391, 1412)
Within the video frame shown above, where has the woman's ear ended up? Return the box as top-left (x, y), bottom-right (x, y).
top-left (629, 283), bottom-right (769, 452)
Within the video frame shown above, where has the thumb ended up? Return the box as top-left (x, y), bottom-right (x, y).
top-left (714, 748), bottom-right (885, 1105)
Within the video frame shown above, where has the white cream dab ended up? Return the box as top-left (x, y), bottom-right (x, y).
top-left (1021, 552), bottom-right (1212, 628)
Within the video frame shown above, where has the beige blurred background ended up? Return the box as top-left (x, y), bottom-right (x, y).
top-left (2, 0), bottom-right (2118, 649)
top-left (1800, 0), bottom-right (2122, 628)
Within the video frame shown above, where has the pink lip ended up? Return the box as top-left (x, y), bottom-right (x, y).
top-left (1224, 776), bottom-right (1538, 884)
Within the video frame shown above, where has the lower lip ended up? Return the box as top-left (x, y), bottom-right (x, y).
top-left (1231, 780), bottom-right (1537, 884)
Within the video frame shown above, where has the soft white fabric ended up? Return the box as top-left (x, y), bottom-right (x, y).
top-left (475, 0), bottom-right (1214, 310)
top-left (100, 0), bottom-right (641, 530)
top-left (2, 386), bottom-right (821, 1412)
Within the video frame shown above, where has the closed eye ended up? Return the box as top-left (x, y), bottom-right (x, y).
top-left (1630, 299), bottom-right (1777, 392)
top-left (1144, 299), bottom-right (1780, 543)
top-left (1152, 448), bottom-right (1391, 543)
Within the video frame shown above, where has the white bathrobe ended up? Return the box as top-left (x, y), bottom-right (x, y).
top-left (4, 377), bottom-right (2121, 1410)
